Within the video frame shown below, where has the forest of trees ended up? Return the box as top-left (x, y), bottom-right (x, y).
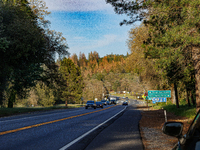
top-left (0, 0), bottom-right (199, 110)
top-left (106, 0), bottom-right (199, 110)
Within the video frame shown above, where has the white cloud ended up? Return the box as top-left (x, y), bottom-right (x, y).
top-left (67, 33), bottom-right (130, 58)
top-left (96, 34), bottom-right (118, 47)
top-left (68, 34), bottom-right (118, 52)
top-left (44, 0), bottom-right (113, 12)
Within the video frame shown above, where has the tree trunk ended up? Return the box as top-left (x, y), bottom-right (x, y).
top-left (192, 46), bottom-right (200, 112)
top-left (186, 87), bottom-right (191, 107)
top-left (0, 76), bottom-right (7, 107)
top-left (65, 100), bottom-right (68, 106)
top-left (190, 90), bottom-right (196, 106)
top-left (171, 83), bottom-right (176, 104)
top-left (8, 89), bottom-right (16, 108)
top-left (0, 87), bottom-right (4, 107)
top-left (174, 82), bottom-right (179, 108)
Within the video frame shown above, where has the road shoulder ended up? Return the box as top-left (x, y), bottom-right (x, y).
top-left (137, 105), bottom-right (192, 150)
top-left (84, 106), bottom-right (143, 150)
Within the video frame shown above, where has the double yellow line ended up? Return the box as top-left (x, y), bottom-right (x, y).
top-left (0, 105), bottom-right (117, 136)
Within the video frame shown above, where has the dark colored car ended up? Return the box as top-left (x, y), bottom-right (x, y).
top-left (162, 109), bottom-right (200, 150)
top-left (116, 97), bottom-right (120, 100)
top-left (101, 100), bottom-right (107, 105)
top-left (106, 100), bottom-right (111, 105)
top-left (110, 99), bottom-right (116, 105)
top-left (85, 101), bottom-right (96, 109)
top-left (96, 102), bottom-right (103, 108)
top-left (122, 101), bottom-right (128, 105)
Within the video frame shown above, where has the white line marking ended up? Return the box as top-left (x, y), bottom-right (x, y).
top-left (59, 106), bottom-right (127, 150)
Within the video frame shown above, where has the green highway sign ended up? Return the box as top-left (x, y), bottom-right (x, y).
top-left (148, 90), bottom-right (171, 98)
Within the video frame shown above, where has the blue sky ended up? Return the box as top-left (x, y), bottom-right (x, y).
top-left (44, 0), bottom-right (140, 58)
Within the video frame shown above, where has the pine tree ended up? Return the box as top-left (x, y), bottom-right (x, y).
top-left (59, 58), bottom-right (84, 104)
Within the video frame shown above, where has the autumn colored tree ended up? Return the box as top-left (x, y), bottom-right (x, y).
top-left (79, 52), bottom-right (87, 68)
top-left (28, 0), bottom-right (51, 27)
top-left (71, 53), bottom-right (79, 66)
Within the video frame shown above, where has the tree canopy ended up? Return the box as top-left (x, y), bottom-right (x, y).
top-left (59, 58), bottom-right (84, 104)
top-left (0, 0), bottom-right (69, 107)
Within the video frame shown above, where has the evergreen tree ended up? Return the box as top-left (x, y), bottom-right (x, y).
top-left (59, 58), bottom-right (84, 104)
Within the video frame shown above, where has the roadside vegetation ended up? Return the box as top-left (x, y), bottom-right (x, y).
top-left (153, 101), bottom-right (196, 119)
top-left (112, 92), bottom-right (196, 119)
top-left (0, 104), bottom-right (83, 117)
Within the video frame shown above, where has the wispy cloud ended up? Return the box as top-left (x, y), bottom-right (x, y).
top-left (68, 34), bottom-right (120, 56)
top-left (45, 0), bottom-right (113, 12)
top-left (95, 34), bottom-right (118, 47)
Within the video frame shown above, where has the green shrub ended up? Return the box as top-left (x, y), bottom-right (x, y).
top-left (152, 99), bottom-right (196, 119)
top-left (163, 104), bottom-right (196, 119)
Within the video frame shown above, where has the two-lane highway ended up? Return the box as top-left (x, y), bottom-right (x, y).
top-left (0, 104), bottom-right (126, 150)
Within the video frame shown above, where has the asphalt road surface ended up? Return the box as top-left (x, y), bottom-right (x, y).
top-left (84, 106), bottom-right (143, 150)
top-left (0, 98), bottom-right (143, 150)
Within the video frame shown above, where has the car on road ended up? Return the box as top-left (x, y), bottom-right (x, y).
top-left (106, 100), bottom-right (111, 105)
top-left (96, 102), bottom-right (103, 108)
top-left (85, 101), bottom-right (96, 109)
top-left (122, 101), bottom-right (128, 106)
top-left (101, 100), bottom-right (107, 105)
top-left (110, 99), bottom-right (116, 105)
top-left (162, 109), bottom-right (200, 150)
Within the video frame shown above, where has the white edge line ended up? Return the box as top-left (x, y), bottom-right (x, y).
top-left (59, 106), bottom-right (127, 150)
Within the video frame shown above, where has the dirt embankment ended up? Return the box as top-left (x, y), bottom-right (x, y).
top-left (138, 106), bottom-right (192, 150)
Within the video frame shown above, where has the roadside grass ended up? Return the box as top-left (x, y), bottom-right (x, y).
top-left (0, 104), bottom-right (84, 118)
top-left (163, 105), bottom-right (196, 119)
top-left (152, 101), bottom-right (196, 119)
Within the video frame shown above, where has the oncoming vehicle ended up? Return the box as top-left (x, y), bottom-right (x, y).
top-left (110, 99), bottom-right (116, 105)
top-left (101, 100), bottom-right (107, 105)
top-left (106, 100), bottom-right (111, 105)
top-left (162, 109), bottom-right (200, 150)
top-left (122, 101), bottom-right (128, 106)
top-left (96, 102), bottom-right (103, 108)
top-left (85, 101), bottom-right (96, 109)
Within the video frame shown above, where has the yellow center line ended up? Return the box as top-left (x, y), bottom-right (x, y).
top-left (0, 105), bottom-right (117, 136)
